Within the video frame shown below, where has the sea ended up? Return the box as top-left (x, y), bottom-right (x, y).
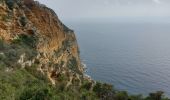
top-left (65, 19), bottom-right (170, 97)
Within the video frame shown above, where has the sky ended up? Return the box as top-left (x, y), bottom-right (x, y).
top-left (37, 0), bottom-right (170, 21)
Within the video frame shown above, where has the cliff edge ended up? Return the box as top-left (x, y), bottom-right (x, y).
top-left (0, 0), bottom-right (169, 100)
top-left (0, 0), bottom-right (85, 84)
top-left (0, 0), bottom-right (98, 99)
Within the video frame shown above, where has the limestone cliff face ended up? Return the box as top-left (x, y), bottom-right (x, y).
top-left (0, 0), bottom-right (85, 86)
top-left (0, 1), bottom-right (169, 99)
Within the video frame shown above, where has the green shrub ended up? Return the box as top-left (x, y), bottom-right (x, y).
top-left (62, 40), bottom-right (70, 49)
top-left (57, 73), bottom-right (67, 82)
top-left (19, 87), bottom-right (52, 100)
top-left (19, 16), bottom-right (27, 27)
top-left (5, 0), bottom-right (14, 10)
top-left (93, 82), bottom-right (114, 99)
top-left (70, 57), bottom-right (77, 67)
top-left (67, 56), bottom-right (82, 74)
top-left (0, 39), bottom-right (4, 50)
top-left (54, 48), bottom-right (62, 58)
top-left (0, 62), bottom-right (6, 70)
top-left (58, 83), bottom-right (66, 92)
top-left (80, 90), bottom-right (98, 100)
top-left (81, 81), bottom-right (92, 91)
top-left (2, 15), bottom-right (11, 22)
top-left (129, 95), bottom-right (144, 100)
top-left (114, 91), bottom-right (128, 100)
top-left (12, 34), bottom-right (37, 48)
top-left (60, 61), bottom-right (64, 67)
top-left (0, 0), bottom-right (4, 4)
top-left (0, 82), bottom-right (16, 100)
top-left (3, 48), bottom-right (20, 67)
top-left (145, 91), bottom-right (169, 100)
top-left (5, 49), bottom-right (17, 60)
top-left (93, 82), bottom-right (102, 95)
top-left (25, 65), bottom-right (49, 83)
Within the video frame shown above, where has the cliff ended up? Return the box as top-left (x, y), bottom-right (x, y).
top-left (0, 0), bottom-right (97, 99)
top-left (0, 0), bottom-right (169, 100)
top-left (0, 0), bottom-right (84, 84)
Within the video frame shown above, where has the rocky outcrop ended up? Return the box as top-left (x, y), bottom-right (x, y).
top-left (0, 0), bottom-right (85, 87)
top-left (1, 0), bottom-right (169, 100)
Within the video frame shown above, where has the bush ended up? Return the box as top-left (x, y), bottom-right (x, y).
top-left (81, 81), bottom-right (92, 91)
top-left (93, 82), bottom-right (114, 99)
top-left (0, 62), bottom-right (6, 70)
top-left (5, 0), bottom-right (14, 10)
top-left (128, 95), bottom-right (144, 100)
top-left (81, 90), bottom-right (98, 100)
top-left (0, 82), bottom-right (16, 100)
top-left (57, 73), bottom-right (67, 82)
top-left (4, 48), bottom-right (19, 67)
top-left (114, 91), bottom-right (129, 100)
top-left (67, 56), bottom-right (82, 74)
top-left (146, 91), bottom-right (167, 100)
top-left (2, 15), bottom-right (11, 22)
top-left (0, 39), bottom-right (4, 50)
top-left (58, 83), bottom-right (65, 92)
top-left (19, 16), bottom-right (27, 27)
top-left (5, 49), bottom-right (17, 60)
top-left (62, 40), bottom-right (71, 49)
top-left (19, 86), bottom-right (52, 100)
top-left (0, 0), bottom-right (4, 4)
top-left (25, 65), bottom-right (49, 83)
top-left (12, 34), bottom-right (37, 48)
top-left (93, 82), bottom-right (102, 95)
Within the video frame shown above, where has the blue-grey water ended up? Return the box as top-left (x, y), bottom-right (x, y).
top-left (66, 20), bottom-right (170, 96)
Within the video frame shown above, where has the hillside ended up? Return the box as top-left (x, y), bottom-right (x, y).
top-left (0, 0), bottom-right (169, 100)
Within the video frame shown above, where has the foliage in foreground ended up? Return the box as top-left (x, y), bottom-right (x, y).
top-left (0, 65), bottom-right (169, 100)
top-left (0, 38), bottom-right (170, 100)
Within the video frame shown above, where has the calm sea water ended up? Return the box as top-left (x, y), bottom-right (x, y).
top-left (66, 20), bottom-right (170, 96)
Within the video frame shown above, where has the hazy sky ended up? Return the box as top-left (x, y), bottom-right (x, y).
top-left (37, 0), bottom-right (170, 21)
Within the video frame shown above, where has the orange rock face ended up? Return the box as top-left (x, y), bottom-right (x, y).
top-left (0, 0), bottom-right (84, 85)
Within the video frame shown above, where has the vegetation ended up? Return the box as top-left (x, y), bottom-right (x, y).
top-left (0, 38), bottom-right (4, 49)
top-left (12, 34), bottom-right (37, 48)
top-left (0, 66), bottom-right (98, 100)
top-left (0, 35), bottom-right (37, 68)
top-left (62, 40), bottom-right (70, 50)
top-left (81, 80), bottom-right (93, 91)
top-left (0, 33), bottom-right (169, 100)
top-left (0, 0), bottom-right (4, 4)
top-left (67, 56), bottom-right (82, 74)
top-left (0, 65), bottom-right (169, 100)
top-left (19, 16), bottom-right (27, 27)
top-left (0, 67), bottom-right (52, 100)
top-left (92, 82), bottom-right (114, 99)
top-left (0, 36), bottom-right (170, 100)
top-left (54, 40), bottom-right (71, 58)
top-left (5, 0), bottom-right (14, 10)
top-left (1, 0), bottom-right (169, 99)
top-left (1, 15), bottom-right (11, 22)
